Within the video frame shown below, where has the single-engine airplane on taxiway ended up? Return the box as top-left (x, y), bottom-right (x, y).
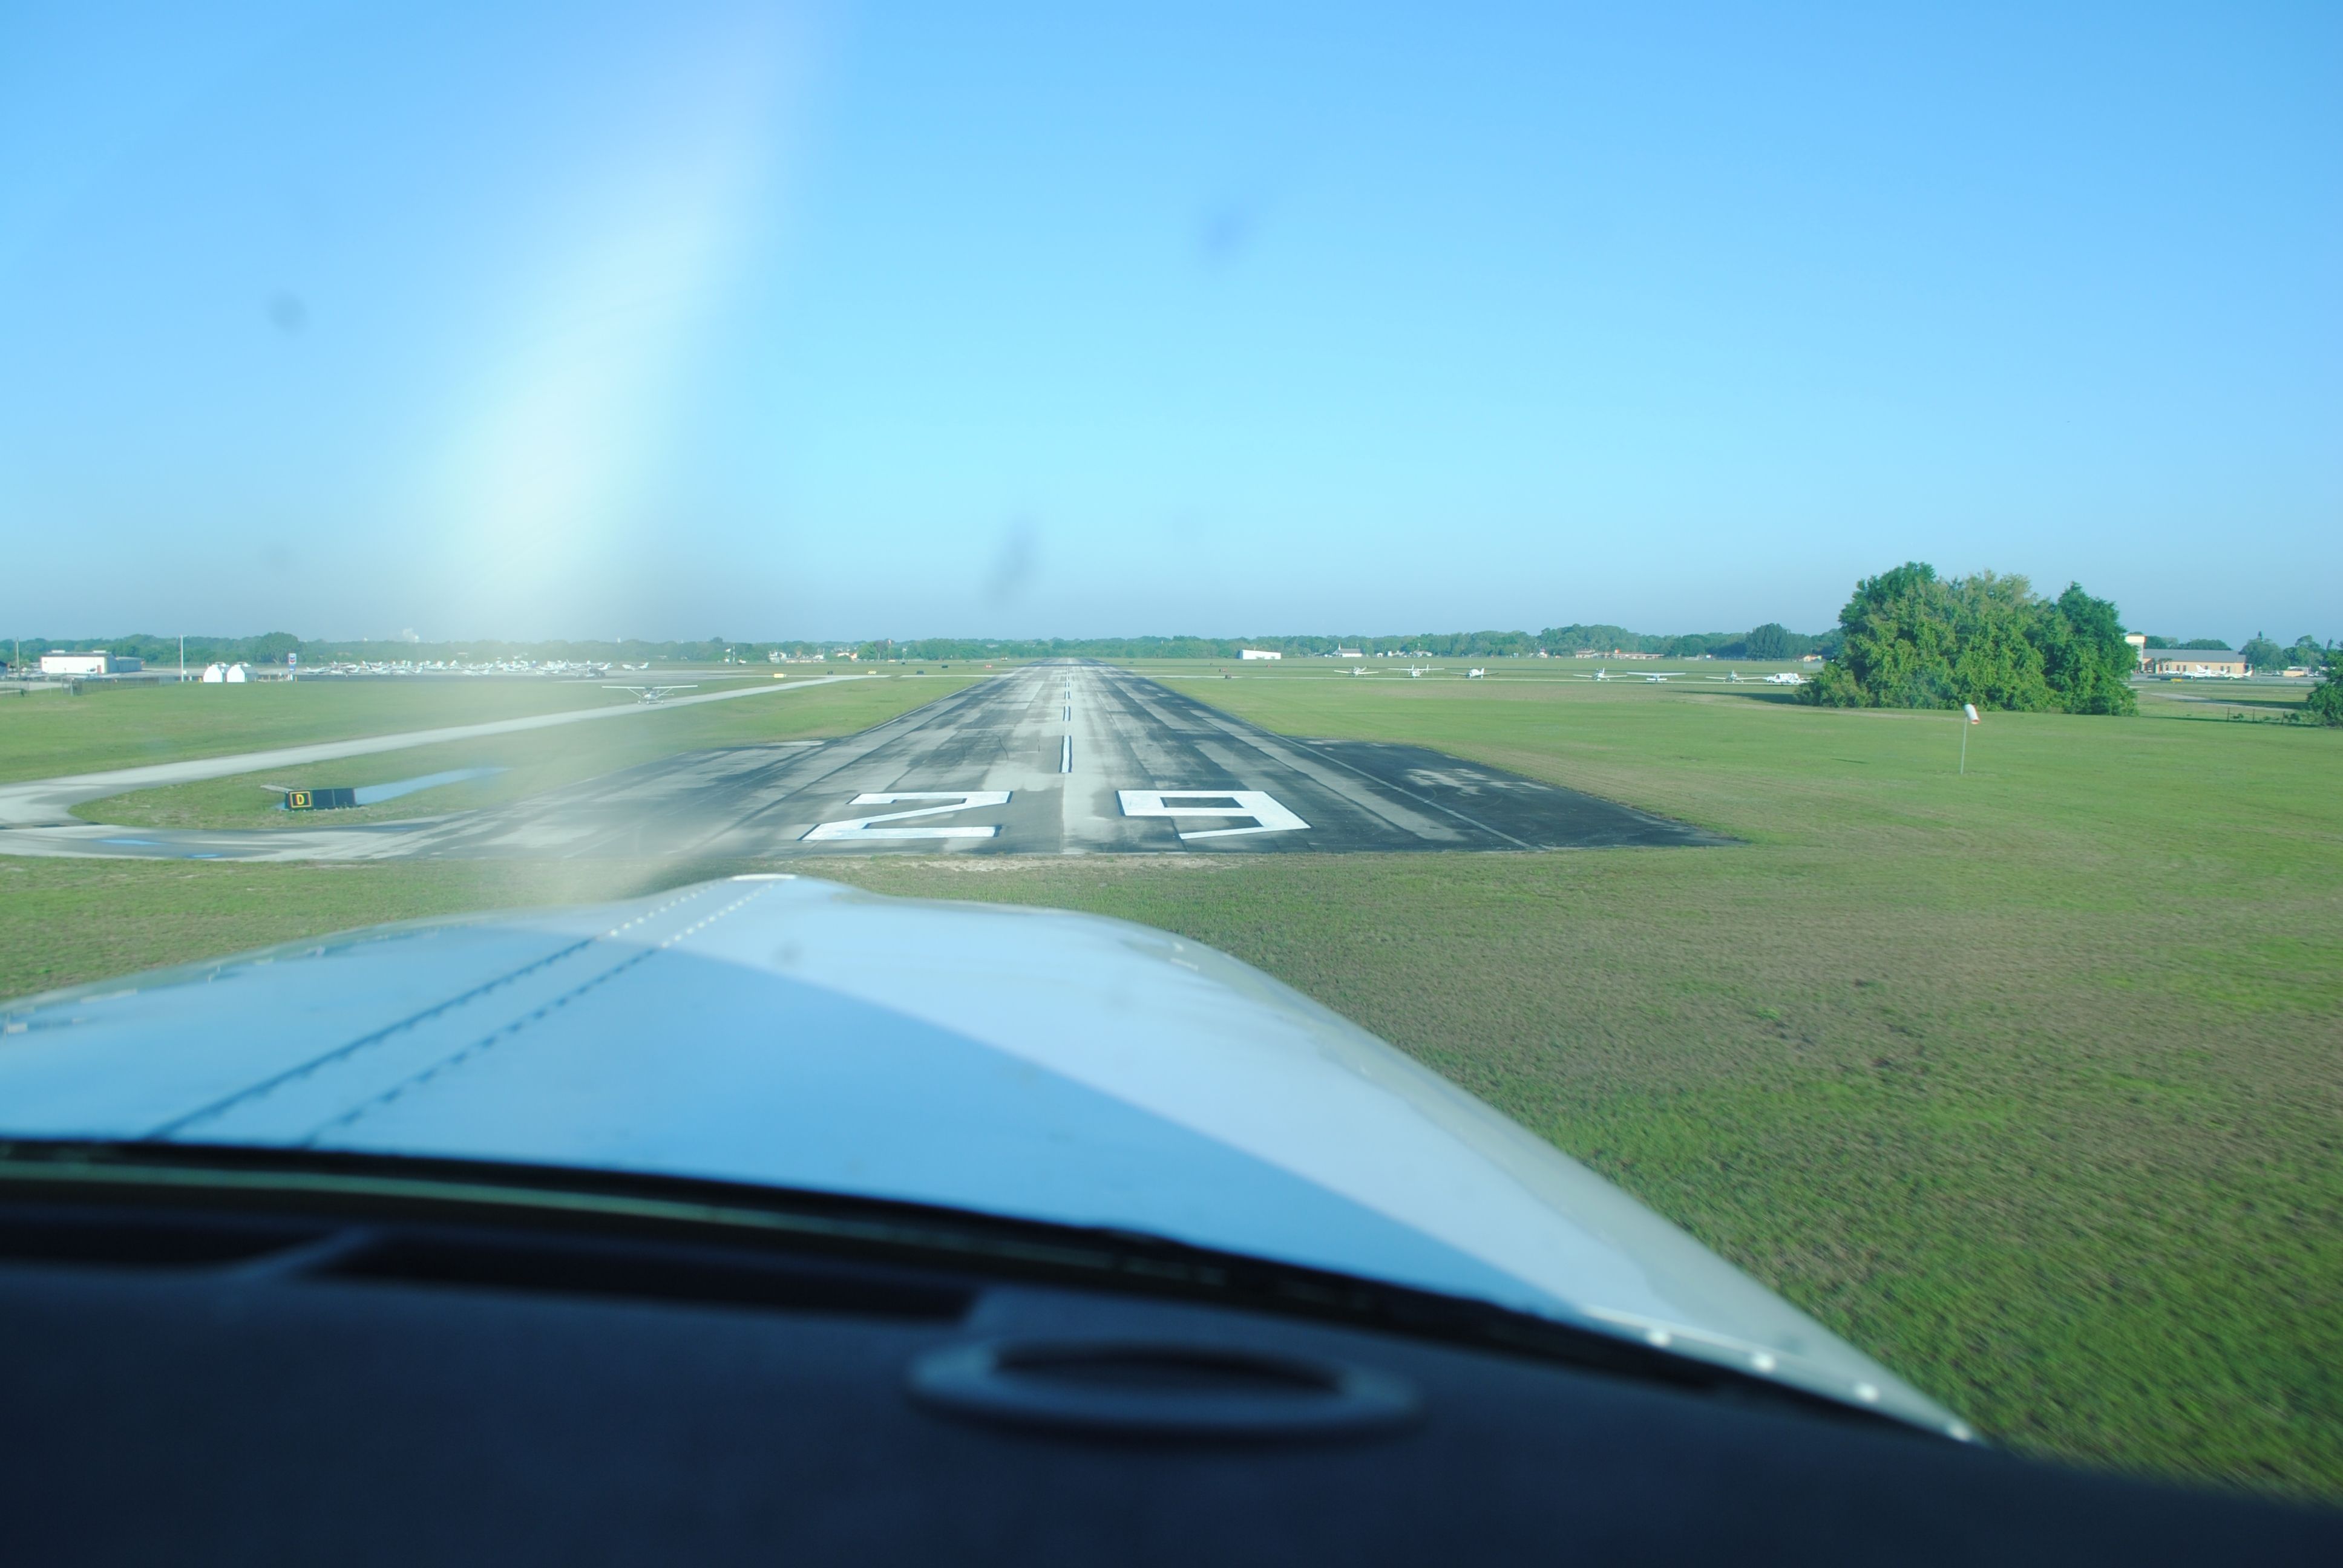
top-left (601, 683), bottom-right (699, 705)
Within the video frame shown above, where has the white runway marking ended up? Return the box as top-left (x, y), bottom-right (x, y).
top-left (1116, 789), bottom-right (1308, 841)
top-left (1060, 735), bottom-right (1072, 774)
top-left (801, 791), bottom-right (1012, 842)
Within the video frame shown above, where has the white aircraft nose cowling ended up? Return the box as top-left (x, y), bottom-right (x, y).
top-left (0, 874), bottom-right (1964, 1438)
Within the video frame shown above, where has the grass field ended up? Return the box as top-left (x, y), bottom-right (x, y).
top-left (0, 675), bottom-right (669, 783)
top-left (68, 674), bottom-right (977, 830)
top-left (822, 667), bottom-right (2343, 1499)
top-left (2, 663), bottom-right (2337, 1500)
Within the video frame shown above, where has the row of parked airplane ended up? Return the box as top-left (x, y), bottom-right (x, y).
top-left (1584, 668), bottom-right (1805, 685)
top-left (1340, 665), bottom-right (1806, 685)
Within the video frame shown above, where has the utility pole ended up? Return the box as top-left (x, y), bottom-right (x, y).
top-left (180, 633), bottom-right (186, 685)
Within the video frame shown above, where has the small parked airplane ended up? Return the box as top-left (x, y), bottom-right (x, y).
top-left (1763, 672), bottom-right (1805, 685)
top-left (602, 684), bottom-right (698, 705)
top-left (1466, 668), bottom-right (1487, 679)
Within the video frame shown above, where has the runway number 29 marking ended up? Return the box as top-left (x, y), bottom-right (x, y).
top-left (1116, 790), bottom-right (1308, 841)
top-left (801, 791), bottom-right (1012, 842)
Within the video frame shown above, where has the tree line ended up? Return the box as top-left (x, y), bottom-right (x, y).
top-left (1, 632), bottom-right (304, 669)
top-left (1533, 622), bottom-right (1835, 660)
top-left (27, 614), bottom-right (2333, 724)
top-left (9, 625), bottom-right (1839, 668)
top-left (2137, 631), bottom-right (2329, 673)
top-left (2236, 633), bottom-right (2333, 673)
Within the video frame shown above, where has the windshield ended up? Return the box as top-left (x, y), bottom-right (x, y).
top-left (4, 0), bottom-right (2337, 1506)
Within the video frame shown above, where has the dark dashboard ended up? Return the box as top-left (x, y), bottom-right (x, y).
top-left (1, 1150), bottom-right (2332, 1565)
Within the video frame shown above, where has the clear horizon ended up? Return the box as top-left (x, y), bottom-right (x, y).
top-left (4, 2), bottom-right (2336, 643)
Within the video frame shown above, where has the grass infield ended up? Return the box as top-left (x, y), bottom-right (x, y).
top-left (2, 664), bottom-right (2336, 1500)
top-left (63, 674), bottom-right (975, 830)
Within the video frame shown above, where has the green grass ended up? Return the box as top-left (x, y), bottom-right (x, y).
top-left (833, 673), bottom-right (2343, 1501)
top-left (2, 664), bottom-right (2337, 1501)
top-left (2137, 681), bottom-right (2317, 723)
top-left (0, 676), bottom-right (669, 782)
top-left (76, 675), bottom-right (976, 830)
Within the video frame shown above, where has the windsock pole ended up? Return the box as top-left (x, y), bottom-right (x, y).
top-left (1959, 702), bottom-right (1980, 774)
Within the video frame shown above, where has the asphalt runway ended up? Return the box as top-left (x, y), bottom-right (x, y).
top-left (398, 661), bottom-right (1726, 859)
top-left (2, 663), bottom-right (1727, 861)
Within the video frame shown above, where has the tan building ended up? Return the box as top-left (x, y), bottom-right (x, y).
top-left (2148, 648), bottom-right (2247, 678)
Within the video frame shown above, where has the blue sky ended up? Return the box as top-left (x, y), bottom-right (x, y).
top-left (3, 1), bottom-right (2336, 642)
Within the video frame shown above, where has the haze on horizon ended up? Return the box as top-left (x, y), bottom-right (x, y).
top-left (2, 2), bottom-right (2336, 646)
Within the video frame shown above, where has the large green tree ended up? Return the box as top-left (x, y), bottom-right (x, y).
top-left (2034, 584), bottom-right (2138, 714)
top-left (1807, 563), bottom-right (1960, 708)
top-left (1947, 571), bottom-right (2055, 711)
top-left (2307, 646), bottom-right (2343, 728)
top-left (2240, 633), bottom-right (2287, 672)
top-left (1807, 563), bottom-right (2135, 714)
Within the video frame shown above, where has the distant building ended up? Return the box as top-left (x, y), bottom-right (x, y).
top-left (39, 650), bottom-right (142, 675)
top-left (2148, 648), bottom-right (2247, 678)
top-left (200, 662), bottom-right (253, 684)
top-left (2125, 632), bottom-right (2149, 668)
top-left (1240, 648), bottom-right (1281, 661)
top-left (1334, 648), bottom-right (1363, 659)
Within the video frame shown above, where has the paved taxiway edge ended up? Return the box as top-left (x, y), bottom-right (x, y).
top-left (0, 674), bottom-right (873, 852)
